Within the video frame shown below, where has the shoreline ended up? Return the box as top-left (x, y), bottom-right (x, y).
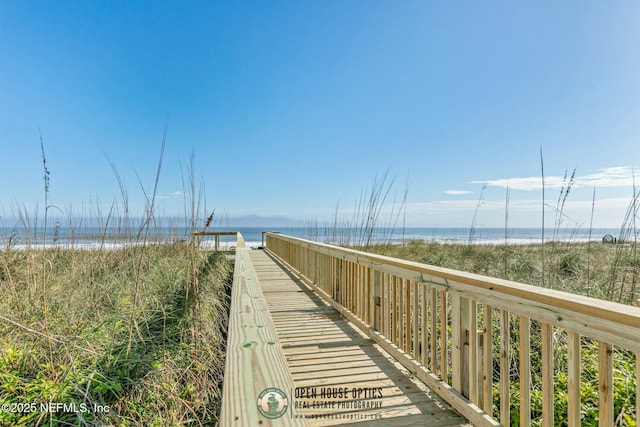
top-left (1, 235), bottom-right (621, 252)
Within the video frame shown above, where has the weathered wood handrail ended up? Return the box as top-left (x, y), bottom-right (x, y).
top-left (264, 232), bottom-right (640, 427)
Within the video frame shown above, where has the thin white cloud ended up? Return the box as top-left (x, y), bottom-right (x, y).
top-left (471, 166), bottom-right (637, 191)
top-left (157, 190), bottom-right (185, 199)
top-left (404, 196), bottom-right (635, 216)
top-left (399, 196), bottom-right (636, 227)
top-left (444, 190), bottom-right (472, 195)
top-left (577, 166), bottom-right (637, 187)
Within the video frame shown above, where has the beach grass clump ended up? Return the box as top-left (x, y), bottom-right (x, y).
top-left (365, 239), bottom-right (638, 303)
top-left (0, 243), bottom-right (231, 426)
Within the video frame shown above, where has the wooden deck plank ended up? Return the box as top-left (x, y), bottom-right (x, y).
top-left (250, 249), bottom-right (471, 427)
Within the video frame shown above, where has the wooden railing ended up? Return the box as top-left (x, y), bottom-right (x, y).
top-left (191, 231), bottom-right (245, 250)
top-left (264, 232), bottom-right (640, 427)
top-left (216, 232), bottom-right (304, 426)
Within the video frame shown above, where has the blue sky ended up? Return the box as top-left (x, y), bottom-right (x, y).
top-left (1, 1), bottom-right (639, 228)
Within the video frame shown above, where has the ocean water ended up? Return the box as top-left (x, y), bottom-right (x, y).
top-left (0, 225), bottom-right (625, 250)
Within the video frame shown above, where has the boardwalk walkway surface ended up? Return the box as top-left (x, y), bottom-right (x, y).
top-left (219, 232), bottom-right (640, 426)
top-left (250, 249), bottom-right (471, 426)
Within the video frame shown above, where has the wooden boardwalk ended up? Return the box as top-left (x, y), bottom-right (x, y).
top-left (250, 249), bottom-right (470, 426)
top-left (218, 231), bottom-right (640, 426)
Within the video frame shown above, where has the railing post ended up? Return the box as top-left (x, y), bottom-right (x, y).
top-left (334, 258), bottom-right (341, 303)
top-left (421, 284), bottom-right (428, 367)
top-left (541, 323), bottom-right (554, 427)
top-left (430, 289), bottom-right (437, 374)
top-left (598, 341), bottom-right (613, 427)
top-left (452, 295), bottom-right (470, 397)
top-left (482, 305), bottom-right (493, 415)
top-left (520, 316), bottom-right (532, 427)
top-left (499, 310), bottom-right (510, 426)
top-left (439, 290), bottom-right (447, 383)
top-left (477, 331), bottom-right (484, 410)
top-left (404, 279), bottom-right (411, 354)
top-left (468, 299), bottom-right (478, 405)
top-left (567, 331), bottom-right (580, 427)
top-left (371, 269), bottom-right (381, 331)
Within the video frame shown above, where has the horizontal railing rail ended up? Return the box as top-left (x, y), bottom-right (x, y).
top-left (191, 230), bottom-right (245, 250)
top-left (218, 233), bottom-right (304, 426)
top-left (264, 232), bottom-right (640, 427)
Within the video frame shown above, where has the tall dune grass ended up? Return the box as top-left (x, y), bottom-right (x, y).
top-left (0, 241), bottom-right (232, 426)
top-left (304, 170), bottom-right (408, 249)
top-left (0, 136), bottom-right (231, 426)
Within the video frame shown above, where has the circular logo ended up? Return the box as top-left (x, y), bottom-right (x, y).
top-left (257, 388), bottom-right (288, 419)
